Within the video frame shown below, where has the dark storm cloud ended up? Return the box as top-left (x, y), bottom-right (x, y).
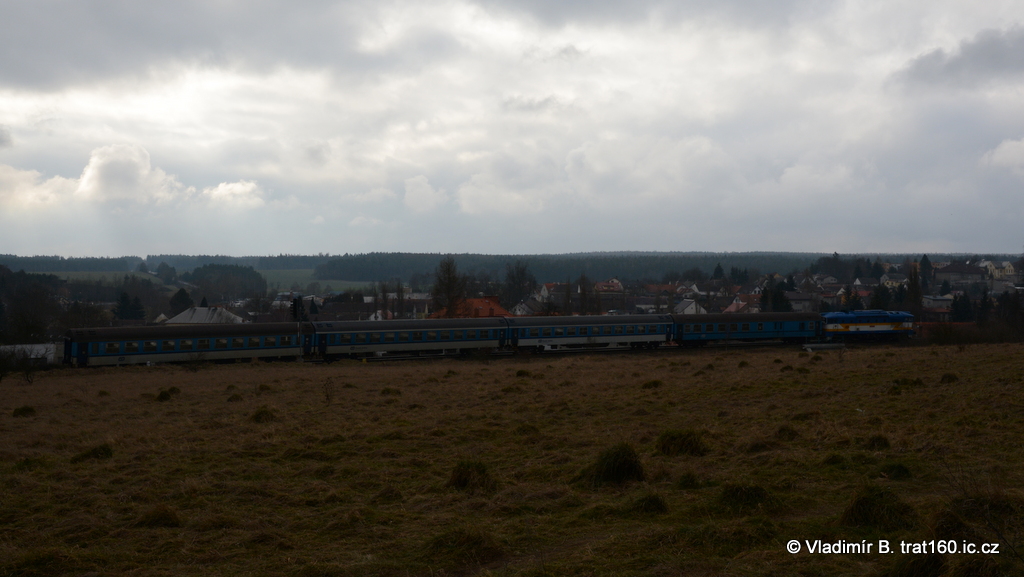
top-left (899, 27), bottom-right (1024, 88)
top-left (0, 0), bottom-right (459, 89)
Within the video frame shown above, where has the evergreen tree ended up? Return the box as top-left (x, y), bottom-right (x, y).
top-left (869, 285), bottom-right (891, 310)
top-left (200, 296), bottom-right (209, 307)
top-left (871, 260), bottom-right (885, 279)
top-left (905, 264), bottom-right (923, 314)
top-left (433, 256), bottom-right (468, 318)
top-left (977, 287), bottom-right (992, 327)
top-left (114, 292), bottom-right (132, 320)
top-left (169, 288), bottom-right (194, 316)
top-left (919, 255), bottom-right (932, 291)
top-left (843, 285), bottom-right (863, 310)
top-left (712, 263), bottom-right (724, 280)
top-left (940, 280), bottom-right (951, 295)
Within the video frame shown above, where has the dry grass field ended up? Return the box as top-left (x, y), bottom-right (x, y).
top-left (1, 343), bottom-right (1023, 576)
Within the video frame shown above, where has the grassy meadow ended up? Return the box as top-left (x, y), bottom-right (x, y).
top-left (1, 343), bottom-right (1022, 576)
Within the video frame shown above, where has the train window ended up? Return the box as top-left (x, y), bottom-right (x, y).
top-left (579, 327), bottom-right (588, 335)
top-left (729, 324), bottom-right (738, 332)
top-left (440, 331), bottom-right (450, 340)
top-left (180, 339), bottom-right (193, 350)
top-left (542, 328), bottom-right (552, 337)
top-left (232, 338), bottom-right (244, 348)
top-left (384, 333), bottom-right (395, 342)
top-left (398, 332), bottom-right (409, 342)
top-left (683, 325), bottom-right (690, 333)
top-left (625, 326), bottom-right (633, 334)
top-left (530, 329), bottom-right (539, 337)
top-left (567, 327), bottom-right (576, 336)
top-left (369, 333), bottom-right (381, 343)
top-left (340, 334), bottom-right (352, 344)
top-left (90, 343), bottom-right (100, 355)
top-left (554, 328), bottom-right (564, 336)
top-left (426, 331), bottom-right (437, 340)
top-left (356, 334), bottom-right (367, 343)
top-left (215, 339), bottom-right (228, 349)
top-left (412, 332), bottom-right (423, 340)
top-left (249, 337), bottom-right (260, 347)
top-left (742, 324), bottom-right (749, 332)
top-left (105, 342), bottom-right (120, 354)
top-left (480, 330), bottom-right (490, 339)
top-left (162, 340), bottom-right (176, 351)
top-left (264, 337), bottom-right (276, 347)
top-left (125, 342), bottom-right (139, 353)
top-left (198, 339), bottom-right (210, 350)
top-left (281, 336), bottom-right (293, 346)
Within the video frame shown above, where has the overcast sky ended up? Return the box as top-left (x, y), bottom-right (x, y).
top-left (1, 1), bottom-right (1023, 257)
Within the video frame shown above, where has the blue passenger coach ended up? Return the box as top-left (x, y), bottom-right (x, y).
top-left (505, 314), bottom-right (673, 352)
top-left (671, 313), bottom-right (822, 345)
top-left (63, 323), bottom-right (310, 366)
top-left (312, 318), bottom-right (508, 358)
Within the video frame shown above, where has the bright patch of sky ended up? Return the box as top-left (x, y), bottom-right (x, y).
top-left (1, 0), bottom-right (1023, 256)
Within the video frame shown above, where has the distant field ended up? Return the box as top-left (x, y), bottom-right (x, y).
top-left (1, 344), bottom-right (1021, 576)
top-left (258, 269), bottom-right (370, 293)
top-left (57, 271), bottom-right (173, 289)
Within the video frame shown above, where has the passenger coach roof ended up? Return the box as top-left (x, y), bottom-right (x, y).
top-left (311, 318), bottom-right (507, 331)
top-left (66, 322), bottom-right (313, 341)
top-left (504, 315), bottom-right (673, 327)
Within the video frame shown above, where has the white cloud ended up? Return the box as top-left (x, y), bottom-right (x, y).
top-left (353, 187), bottom-right (398, 203)
top-left (200, 180), bottom-right (264, 209)
top-left (349, 215), bottom-right (383, 227)
top-left (456, 174), bottom-right (548, 215)
top-left (0, 164), bottom-right (77, 207)
top-left (403, 175), bottom-right (447, 212)
top-left (75, 144), bottom-right (191, 204)
top-left (982, 137), bottom-right (1024, 176)
top-left (311, 215), bottom-right (325, 224)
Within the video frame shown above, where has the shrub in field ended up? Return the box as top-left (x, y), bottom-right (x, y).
top-left (424, 527), bottom-right (504, 565)
top-left (446, 460), bottom-right (496, 494)
top-left (737, 361), bottom-right (749, 368)
top-left (775, 425), bottom-right (799, 441)
top-left (641, 379), bottom-right (663, 389)
top-left (515, 369), bottom-right (531, 377)
top-left (380, 387), bottom-right (401, 396)
top-left (136, 504), bottom-right (182, 528)
top-left (865, 435), bottom-right (891, 450)
top-left (656, 430), bottom-right (708, 457)
top-left (717, 483), bottom-right (775, 514)
top-left (940, 373), bottom-right (960, 384)
top-left (879, 462), bottom-right (911, 480)
top-left (227, 394), bottom-right (243, 402)
top-left (573, 443), bottom-right (645, 487)
top-left (250, 406), bottom-right (277, 423)
top-left (156, 390), bottom-right (172, 402)
top-left (839, 485), bottom-right (916, 530)
top-left (12, 405), bottom-right (36, 417)
top-left (70, 443), bottom-right (112, 463)
top-left (675, 471), bottom-right (702, 490)
top-left (628, 492), bottom-right (668, 514)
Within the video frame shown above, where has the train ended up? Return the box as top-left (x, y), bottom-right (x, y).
top-left (62, 309), bottom-right (914, 367)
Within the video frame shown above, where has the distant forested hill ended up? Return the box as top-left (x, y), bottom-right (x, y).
top-left (0, 255), bottom-right (144, 272)
top-left (313, 252), bottom-right (1000, 283)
